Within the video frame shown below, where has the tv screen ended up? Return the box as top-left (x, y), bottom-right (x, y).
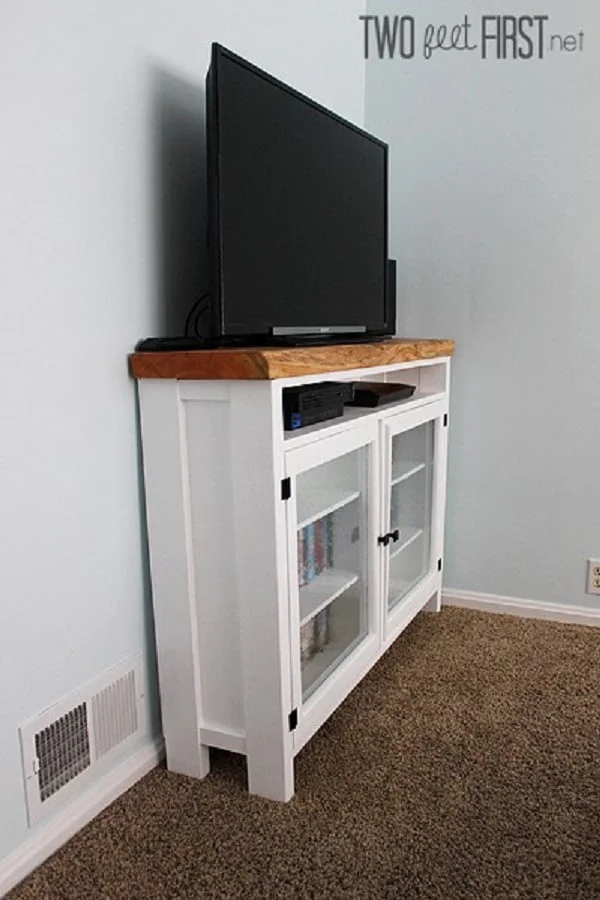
top-left (206, 44), bottom-right (391, 343)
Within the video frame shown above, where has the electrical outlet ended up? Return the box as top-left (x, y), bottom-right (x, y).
top-left (586, 559), bottom-right (600, 595)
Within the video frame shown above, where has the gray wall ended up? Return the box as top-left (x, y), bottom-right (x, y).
top-left (0, 0), bottom-right (366, 866)
top-left (365, 0), bottom-right (600, 605)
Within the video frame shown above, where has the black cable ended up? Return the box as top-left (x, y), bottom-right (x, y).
top-left (188, 301), bottom-right (209, 338)
top-left (184, 292), bottom-right (210, 338)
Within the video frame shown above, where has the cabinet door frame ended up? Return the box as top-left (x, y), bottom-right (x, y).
top-left (284, 419), bottom-right (381, 753)
top-left (380, 399), bottom-right (448, 644)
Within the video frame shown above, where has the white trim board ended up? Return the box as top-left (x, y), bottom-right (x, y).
top-left (443, 588), bottom-right (600, 628)
top-left (0, 738), bottom-right (164, 898)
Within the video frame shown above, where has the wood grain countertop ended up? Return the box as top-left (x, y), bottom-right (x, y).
top-left (130, 338), bottom-right (455, 381)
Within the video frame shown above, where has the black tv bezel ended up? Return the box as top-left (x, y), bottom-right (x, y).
top-left (205, 42), bottom-right (394, 345)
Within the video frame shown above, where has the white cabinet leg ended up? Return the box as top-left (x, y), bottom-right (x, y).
top-left (165, 737), bottom-right (211, 780)
top-left (425, 588), bottom-right (441, 613)
top-left (199, 744), bottom-right (211, 778)
top-left (246, 743), bottom-right (294, 802)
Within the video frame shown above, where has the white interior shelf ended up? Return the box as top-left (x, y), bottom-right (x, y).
top-left (391, 460), bottom-right (426, 487)
top-left (299, 569), bottom-right (359, 626)
top-left (389, 526), bottom-right (423, 561)
top-left (296, 487), bottom-right (360, 530)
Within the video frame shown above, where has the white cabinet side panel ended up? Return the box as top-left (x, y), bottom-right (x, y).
top-left (137, 380), bottom-right (208, 779)
top-left (184, 398), bottom-right (243, 734)
top-left (230, 381), bottom-right (295, 801)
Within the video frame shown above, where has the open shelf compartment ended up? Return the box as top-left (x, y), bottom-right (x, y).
top-left (282, 361), bottom-right (448, 446)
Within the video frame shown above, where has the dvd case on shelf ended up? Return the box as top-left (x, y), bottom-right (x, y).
top-left (297, 513), bottom-right (337, 663)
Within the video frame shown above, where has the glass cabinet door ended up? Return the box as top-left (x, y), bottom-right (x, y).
top-left (387, 421), bottom-right (434, 611)
top-left (294, 446), bottom-right (369, 701)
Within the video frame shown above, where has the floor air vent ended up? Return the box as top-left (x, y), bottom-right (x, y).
top-left (92, 669), bottom-right (138, 761)
top-left (20, 654), bottom-right (145, 826)
top-left (35, 703), bottom-right (91, 802)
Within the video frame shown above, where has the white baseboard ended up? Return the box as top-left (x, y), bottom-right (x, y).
top-left (443, 588), bottom-right (600, 628)
top-left (0, 738), bottom-right (164, 898)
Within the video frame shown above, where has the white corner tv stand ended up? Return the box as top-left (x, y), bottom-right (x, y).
top-left (131, 338), bottom-right (455, 802)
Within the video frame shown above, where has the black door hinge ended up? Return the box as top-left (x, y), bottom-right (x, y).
top-left (438, 558), bottom-right (443, 572)
top-left (288, 709), bottom-right (298, 731)
top-left (443, 413), bottom-right (448, 427)
top-left (281, 477), bottom-right (291, 501)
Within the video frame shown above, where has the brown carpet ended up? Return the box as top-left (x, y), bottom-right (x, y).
top-left (9, 608), bottom-right (600, 900)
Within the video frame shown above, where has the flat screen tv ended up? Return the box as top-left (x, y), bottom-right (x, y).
top-left (204, 43), bottom-right (393, 346)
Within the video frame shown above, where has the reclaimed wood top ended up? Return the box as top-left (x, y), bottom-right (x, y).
top-left (130, 338), bottom-right (455, 381)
